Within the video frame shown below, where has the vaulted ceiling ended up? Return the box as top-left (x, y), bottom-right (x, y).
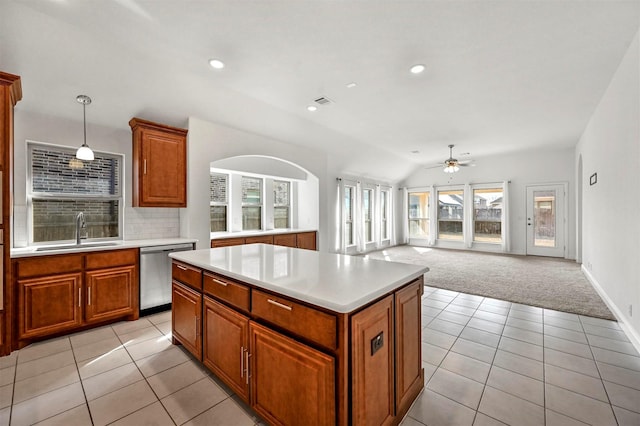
top-left (2, 1), bottom-right (639, 182)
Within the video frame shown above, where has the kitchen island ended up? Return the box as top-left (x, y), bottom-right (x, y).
top-left (169, 244), bottom-right (428, 426)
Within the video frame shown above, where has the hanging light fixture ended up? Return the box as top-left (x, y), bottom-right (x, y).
top-left (76, 95), bottom-right (94, 161)
top-left (443, 144), bottom-right (460, 173)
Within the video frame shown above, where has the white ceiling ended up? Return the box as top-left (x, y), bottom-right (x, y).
top-left (2, 1), bottom-right (639, 182)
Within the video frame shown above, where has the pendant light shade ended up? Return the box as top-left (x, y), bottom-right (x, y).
top-left (76, 95), bottom-right (94, 161)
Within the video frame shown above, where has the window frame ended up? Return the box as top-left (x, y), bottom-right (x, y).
top-left (241, 175), bottom-right (263, 231)
top-left (380, 189), bottom-right (391, 242)
top-left (472, 185), bottom-right (503, 244)
top-left (362, 187), bottom-right (374, 243)
top-left (344, 184), bottom-right (356, 247)
top-left (437, 187), bottom-right (465, 241)
top-left (210, 172), bottom-right (229, 232)
top-left (27, 141), bottom-right (124, 245)
top-left (408, 190), bottom-right (430, 240)
top-left (273, 179), bottom-right (291, 229)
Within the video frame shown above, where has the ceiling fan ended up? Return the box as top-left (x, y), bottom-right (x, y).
top-left (426, 144), bottom-right (474, 173)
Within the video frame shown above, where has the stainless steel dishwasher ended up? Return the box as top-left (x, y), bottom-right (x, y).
top-left (139, 242), bottom-right (194, 315)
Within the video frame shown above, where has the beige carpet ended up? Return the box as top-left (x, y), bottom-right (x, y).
top-left (363, 245), bottom-right (615, 320)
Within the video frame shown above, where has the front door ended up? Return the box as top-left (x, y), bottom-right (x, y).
top-left (526, 184), bottom-right (566, 257)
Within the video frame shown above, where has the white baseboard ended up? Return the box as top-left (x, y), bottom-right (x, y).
top-left (581, 265), bottom-right (640, 355)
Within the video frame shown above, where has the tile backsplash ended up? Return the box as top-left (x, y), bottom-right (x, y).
top-left (12, 205), bottom-right (181, 246)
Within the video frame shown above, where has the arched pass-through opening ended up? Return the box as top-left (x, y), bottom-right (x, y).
top-left (210, 155), bottom-right (320, 233)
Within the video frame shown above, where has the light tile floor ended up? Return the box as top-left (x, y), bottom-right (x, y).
top-left (0, 288), bottom-right (639, 425)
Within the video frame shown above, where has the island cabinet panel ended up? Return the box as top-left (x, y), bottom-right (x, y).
top-left (85, 266), bottom-right (136, 324)
top-left (250, 322), bottom-right (335, 426)
top-left (272, 233), bottom-right (296, 248)
top-left (203, 272), bottom-right (249, 312)
top-left (203, 297), bottom-right (249, 401)
top-left (395, 277), bottom-right (424, 417)
top-left (18, 273), bottom-right (82, 339)
top-left (351, 295), bottom-right (395, 426)
top-left (130, 118), bottom-right (187, 208)
top-left (172, 280), bottom-right (202, 360)
top-left (251, 289), bottom-right (337, 350)
top-left (171, 261), bottom-right (202, 290)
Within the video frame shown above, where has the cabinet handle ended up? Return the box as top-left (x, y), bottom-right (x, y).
top-left (195, 316), bottom-right (199, 336)
top-left (245, 351), bottom-right (251, 385)
top-left (143, 159), bottom-right (147, 175)
top-left (240, 346), bottom-right (244, 378)
top-left (212, 278), bottom-right (228, 287)
top-left (88, 286), bottom-right (91, 306)
top-left (267, 299), bottom-right (292, 311)
top-left (176, 264), bottom-right (187, 271)
top-left (78, 288), bottom-right (81, 307)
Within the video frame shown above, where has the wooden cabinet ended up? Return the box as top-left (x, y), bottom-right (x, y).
top-left (203, 296), bottom-right (249, 400)
top-left (13, 249), bottom-right (139, 348)
top-left (172, 280), bottom-right (202, 360)
top-left (250, 322), bottom-right (335, 426)
top-left (395, 279), bottom-right (424, 417)
top-left (295, 231), bottom-right (317, 250)
top-left (211, 231), bottom-right (317, 250)
top-left (351, 295), bottom-right (395, 426)
top-left (1, 72), bottom-right (22, 355)
top-left (18, 273), bottom-right (83, 340)
top-left (129, 118), bottom-right (187, 207)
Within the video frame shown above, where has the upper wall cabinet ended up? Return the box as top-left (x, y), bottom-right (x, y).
top-left (129, 118), bottom-right (188, 207)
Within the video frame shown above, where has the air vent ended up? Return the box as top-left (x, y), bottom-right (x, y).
top-left (314, 97), bottom-right (333, 105)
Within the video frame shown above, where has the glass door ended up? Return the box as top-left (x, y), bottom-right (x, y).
top-left (526, 184), bottom-right (566, 257)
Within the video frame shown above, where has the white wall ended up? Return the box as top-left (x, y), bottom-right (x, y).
top-left (184, 117), bottom-right (326, 251)
top-left (400, 146), bottom-right (576, 258)
top-left (576, 32), bottom-right (640, 343)
top-left (11, 110), bottom-right (181, 246)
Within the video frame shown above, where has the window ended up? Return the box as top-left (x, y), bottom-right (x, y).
top-left (409, 191), bottom-right (430, 239)
top-left (29, 143), bottom-right (122, 243)
top-left (242, 176), bottom-right (262, 230)
top-left (473, 188), bottom-right (503, 243)
top-left (381, 190), bottom-right (390, 240)
top-left (210, 173), bottom-right (228, 232)
top-left (273, 180), bottom-right (290, 229)
top-left (363, 189), bottom-right (373, 242)
top-left (438, 189), bottom-right (464, 240)
top-left (344, 185), bottom-right (355, 246)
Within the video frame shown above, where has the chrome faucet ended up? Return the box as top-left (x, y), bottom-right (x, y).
top-left (75, 212), bottom-right (87, 245)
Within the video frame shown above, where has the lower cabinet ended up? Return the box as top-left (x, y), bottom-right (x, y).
top-left (250, 322), bottom-right (335, 426)
top-left (172, 280), bottom-right (202, 360)
top-left (203, 296), bottom-right (249, 400)
top-left (18, 273), bottom-right (83, 339)
top-left (14, 248), bottom-right (140, 347)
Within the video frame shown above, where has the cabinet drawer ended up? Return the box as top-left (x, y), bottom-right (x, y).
top-left (203, 272), bottom-right (250, 312)
top-left (273, 233), bottom-right (296, 247)
top-left (86, 248), bottom-right (138, 270)
top-left (172, 261), bottom-right (202, 290)
top-left (211, 238), bottom-right (245, 248)
top-left (244, 235), bottom-right (273, 245)
top-left (16, 254), bottom-right (84, 279)
top-left (251, 289), bottom-right (336, 350)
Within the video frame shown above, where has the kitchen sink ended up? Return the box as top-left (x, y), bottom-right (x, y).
top-left (35, 242), bottom-right (122, 251)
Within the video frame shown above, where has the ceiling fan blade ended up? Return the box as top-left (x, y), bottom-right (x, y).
top-left (425, 164), bottom-right (444, 170)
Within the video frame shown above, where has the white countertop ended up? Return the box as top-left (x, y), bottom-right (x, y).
top-left (169, 244), bottom-right (428, 313)
top-left (210, 229), bottom-right (316, 240)
top-left (11, 238), bottom-right (198, 258)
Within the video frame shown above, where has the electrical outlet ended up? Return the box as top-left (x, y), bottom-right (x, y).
top-left (371, 332), bottom-right (384, 356)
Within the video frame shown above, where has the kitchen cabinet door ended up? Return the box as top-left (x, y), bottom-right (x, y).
top-left (172, 280), bottom-right (202, 360)
top-left (85, 265), bottom-right (137, 324)
top-left (273, 233), bottom-right (296, 248)
top-left (203, 296), bottom-right (249, 401)
top-left (17, 273), bottom-right (83, 339)
top-left (130, 118), bottom-right (187, 207)
top-left (295, 231), bottom-right (317, 250)
top-left (250, 321), bottom-right (335, 426)
top-left (351, 295), bottom-right (395, 426)
top-left (395, 278), bottom-right (424, 417)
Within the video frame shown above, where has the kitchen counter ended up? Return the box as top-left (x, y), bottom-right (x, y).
top-left (10, 237), bottom-right (198, 258)
top-left (210, 228), bottom-right (316, 240)
top-left (169, 244), bottom-right (428, 313)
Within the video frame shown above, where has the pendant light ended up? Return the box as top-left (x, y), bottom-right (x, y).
top-left (76, 95), bottom-right (94, 161)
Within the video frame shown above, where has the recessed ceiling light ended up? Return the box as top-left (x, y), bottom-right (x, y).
top-left (410, 64), bottom-right (425, 74)
top-left (346, 82), bottom-right (357, 88)
top-left (208, 59), bottom-right (225, 69)
top-left (307, 105), bottom-right (317, 112)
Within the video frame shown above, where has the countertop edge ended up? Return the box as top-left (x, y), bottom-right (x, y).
top-left (11, 238), bottom-right (198, 258)
top-left (210, 229), bottom-right (317, 240)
